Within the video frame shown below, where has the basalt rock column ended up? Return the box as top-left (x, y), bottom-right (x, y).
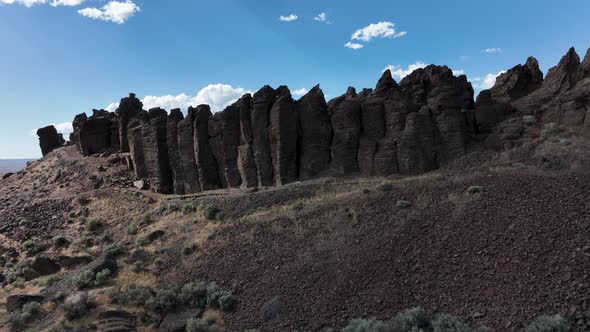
top-left (221, 103), bottom-right (242, 188)
top-left (358, 92), bottom-right (386, 176)
top-left (71, 113), bottom-right (88, 149)
top-left (236, 95), bottom-right (258, 188)
top-left (193, 105), bottom-right (220, 191)
top-left (167, 109), bottom-right (185, 195)
top-left (141, 111), bottom-right (157, 182)
top-left (128, 118), bottom-right (147, 179)
top-left (251, 86), bottom-right (276, 186)
top-left (37, 125), bottom-right (64, 156)
top-left (397, 107), bottom-right (437, 174)
top-left (208, 113), bottom-right (227, 188)
top-left (116, 93), bottom-right (143, 153)
top-left (177, 109), bottom-right (201, 193)
top-left (295, 85), bottom-right (332, 180)
top-left (329, 87), bottom-right (362, 175)
top-left (147, 108), bottom-right (173, 194)
top-left (269, 86), bottom-right (298, 186)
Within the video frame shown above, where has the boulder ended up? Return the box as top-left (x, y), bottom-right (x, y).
top-left (329, 87), bottom-right (361, 175)
top-left (167, 109), bottom-right (185, 195)
top-left (193, 105), bottom-right (220, 191)
top-left (208, 112), bottom-right (227, 188)
top-left (37, 125), bottom-right (64, 156)
top-left (6, 294), bottom-right (45, 313)
top-left (236, 94), bottom-right (258, 188)
top-left (58, 255), bottom-right (93, 269)
top-left (2, 173), bottom-right (14, 180)
top-left (269, 86), bottom-right (298, 186)
top-left (221, 103), bottom-right (242, 188)
top-left (71, 112), bottom-right (88, 148)
top-left (77, 114), bottom-right (115, 155)
top-left (116, 93), bottom-right (143, 152)
top-left (251, 86), bottom-right (276, 186)
top-left (30, 256), bottom-right (61, 276)
top-left (133, 179), bottom-right (147, 190)
top-left (177, 111), bottom-right (201, 193)
top-left (296, 85), bottom-right (332, 180)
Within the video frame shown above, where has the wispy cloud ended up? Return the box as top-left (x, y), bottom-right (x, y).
top-left (279, 14), bottom-right (298, 22)
top-left (483, 48), bottom-right (503, 54)
top-left (78, 0), bottom-right (140, 24)
top-left (344, 42), bottom-right (364, 50)
top-left (1, 0), bottom-right (48, 7)
top-left (313, 12), bottom-right (329, 23)
top-left (292, 88), bottom-right (308, 96)
top-left (50, 0), bottom-right (84, 6)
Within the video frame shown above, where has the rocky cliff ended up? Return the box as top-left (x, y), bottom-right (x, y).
top-left (37, 47), bottom-right (590, 194)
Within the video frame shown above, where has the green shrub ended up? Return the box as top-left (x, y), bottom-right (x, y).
top-left (467, 186), bottom-right (483, 194)
top-left (342, 318), bottom-right (391, 332)
top-left (396, 200), bottom-right (412, 209)
top-left (21, 240), bottom-right (46, 255)
top-left (390, 307), bottom-right (432, 331)
top-left (77, 236), bottom-right (94, 248)
top-left (156, 203), bottom-right (181, 216)
top-left (8, 301), bottom-right (41, 329)
top-left (127, 223), bottom-right (138, 235)
top-left (203, 205), bottom-right (220, 220)
top-left (108, 284), bottom-right (154, 306)
top-left (218, 292), bottom-right (238, 312)
top-left (85, 218), bottom-right (103, 232)
top-left (146, 287), bottom-right (179, 313)
top-left (40, 275), bottom-right (59, 287)
top-left (94, 269), bottom-right (112, 286)
top-left (524, 314), bottom-right (572, 332)
top-left (103, 243), bottom-right (126, 256)
top-left (182, 202), bottom-right (198, 214)
top-left (186, 317), bottom-right (223, 332)
top-left (541, 122), bottom-right (562, 141)
top-left (432, 313), bottom-right (471, 332)
top-left (135, 236), bottom-right (149, 246)
top-left (73, 270), bottom-right (95, 289)
top-left (178, 281), bottom-right (208, 308)
top-left (77, 196), bottom-right (91, 206)
top-left (131, 261), bottom-right (144, 273)
top-left (52, 292), bottom-right (66, 303)
top-left (52, 236), bottom-right (70, 249)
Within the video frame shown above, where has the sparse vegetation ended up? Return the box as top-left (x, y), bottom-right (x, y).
top-left (183, 244), bottom-right (198, 256)
top-left (135, 236), bottom-right (149, 246)
top-left (127, 223), bottom-right (138, 235)
top-left (524, 314), bottom-right (572, 332)
top-left (8, 301), bottom-right (41, 329)
top-left (94, 268), bottom-right (112, 286)
top-left (523, 115), bottom-right (536, 126)
top-left (21, 239), bottom-right (46, 255)
top-left (40, 275), bottom-right (59, 287)
top-left (342, 318), bottom-right (391, 332)
top-left (52, 235), bottom-right (70, 249)
top-left (85, 218), bottom-right (104, 232)
top-left (64, 292), bottom-right (92, 321)
top-left (396, 200), bottom-right (412, 209)
top-left (186, 317), bottom-right (223, 332)
top-left (108, 284), bottom-right (154, 306)
top-left (467, 186), bottom-right (483, 194)
top-left (77, 195), bottom-right (91, 206)
top-left (377, 181), bottom-right (394, 192)
top-left (182, 202), bottom-right (198, 214)
top-left (203, 204), bottom-right (220, 220)
top-left (261, 296), bottom-right (288, 321)
top-left (73, 268), bottom-right (112, 289)
top-left (131, 261), bottom-right (144, 273)
top-left (541, 122), bottom-right (562, 141)
top-left (103, 242), bottom-right (126, 256)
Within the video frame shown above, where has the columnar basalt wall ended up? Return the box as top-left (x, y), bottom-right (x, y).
top-left (39, 47), bottom-right (590, 193)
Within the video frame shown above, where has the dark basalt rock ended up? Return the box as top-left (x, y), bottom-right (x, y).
top-left (296, 85), bottom-right (332, 180)
top-left (167, 109), bottom-right (185, 195)
top-left (71, 113), bottom-right (88, 148)
top-left (193, 105), bottom-right (220, 191)
top-left (37, 125), bottom-right (64, 156)
top-left (128, 117), bottom-right (148, 179)
top-left (269, 86), bottom-right (298, 186)
top-left (209, 112), bottom-right (227, 188)
top-left (116, 93), bottom-right (143, 152)
top-left (236, 94), bottom-right (258, 188)
top-left (222, 103), bottom-right (242, 188)
top-left (147, 108), bottom-right (173, 194)
top-left (492, 57), bottom-right (544, 101)
top-left (329, 87), bottom-right (362, 175)
top-left (76, 111), bottom-right (117, 156)
top-left (177, 110), bottom-right (201, 193)
top-left (543, 47), bottom-right (581, 95)
top-left (30, 256), bottom-right (61, 276)
top-left (6, 294), bottom-right (45, 313)
top-left (251, 85), bottom-right (276, 186)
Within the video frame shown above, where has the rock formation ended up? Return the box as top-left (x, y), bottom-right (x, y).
top-left (37, 47), bottom-right (590, 194)
top-left (37, 125), bottom-right (65, 156)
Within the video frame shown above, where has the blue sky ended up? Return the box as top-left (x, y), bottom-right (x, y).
top-left (1, 0), bottom-right (589, 158)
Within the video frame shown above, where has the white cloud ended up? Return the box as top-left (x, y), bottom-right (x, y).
top-left (483, 48), bottom-right (503, 54)
top-left (383, 62), bottom-right (466, 80)
top-left (50, 0), bottom-right (83, 6)
top-left (344, 41), bottom-right (364, 50)
top-left (279, 14), bottom-right (298, 22)
top-left (105, 102), bottom-right (119, 113)
top-left (314, 12), bottom-right (328, 23)
top-left (1, 0), bottom-right (48, 7)
top-left (30, 121), bottom-right (73, 137)
top-left (351, 21), bottom-right (406, 42)
top-left (78, 0), bottom-right (140, 24)
top-left (292, 88), bottom-right (308, 96)
top-left (142, 93), bottom-right (192, 111)
top-left (476, 71), bottom-right (506, 89)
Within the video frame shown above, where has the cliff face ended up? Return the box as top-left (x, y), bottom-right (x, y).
top-left (37, 47), bottom-right (590, 194)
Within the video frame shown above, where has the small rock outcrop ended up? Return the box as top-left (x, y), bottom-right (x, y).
top-left (37, 125), bottom-right (64, 156)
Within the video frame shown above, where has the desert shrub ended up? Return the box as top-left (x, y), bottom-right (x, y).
top-left (99, 232), bottom-right (113, 244)
top-left (342, 318), bottom-right (391, 332)
top-left (432, 313), bottom-right (471, 332)
top-left (73, 270), bottom-right (95, 289)
top-left (178, 281), bottom-right (208, 308)
top-left (218, 292), bottom-right (238, 312)
top-left (21, 240), bottom-right (46, 255)
top-left (182, 202), bottom-right (198, 214)
top-left (261, 296), bottom-right (288, 321)
top-left (186, 317), bottom-right (223, 332)
top-left (108, 284), bottom-right (154, 306)
top-left (541, 122), bottom-right (562, 141)
top-left (64, 292), bottom-right (92, 321)
top-left (390, 307), bottom-right (432, 331)
top-left (396, 200), bottom-right (412, 209)
top-left (77, 236), bottom-right (94, 248)
top-left (467, 186), bottom-right (483, 194)
top-left (131, 261), bottom-right (144, 273)
top-left (103, 243), bottom-right (126, 256)
top-left (135, 236), bottom-right (149, 246)
top-left (377, 182), bottom-right (394, 192)
top-left (523, 115), bottom-right (536, 126)
top-left (8, 301), bottom-right (41, 329)
top-left (127, 223), bottom-right (138, 235)
top-left (156, 203), bottom-right (181, 216)
top-left (14, 258), bottom-right (34, 274)
top-left (77, 196), bottom-right (91, 206)
top-left (85, 218), bottom-right (103, 232)
top-left (146, 287), bottom-right (180, 313)
top-left (52, 292), bottom-right (66, 303)
top-left (40, 275), bottom-right (59, 287)
top-left (94, 269), bottom-right (112, 286)
top-left (52, 236), bottom-right (70, 249)
top-left (524, 314), bottom-right (572, 332)
top-left (203, 205), bottom-right (220, 220)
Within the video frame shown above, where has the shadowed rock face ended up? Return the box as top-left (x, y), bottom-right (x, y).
top-left (167, 109), bottom-right (185, 195)
top-left (296, 85), bottom-right (332, 180)
top-left (116, 93), bottom-right (143, 153)
top-left (37, 125), bottom-right (64, 156)
top-left (40, 46), bottom-right (590, 194)
top-left (177, 110), bottom-right (201, 193)
top-left (193, 105), bottom-right (220, 191)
